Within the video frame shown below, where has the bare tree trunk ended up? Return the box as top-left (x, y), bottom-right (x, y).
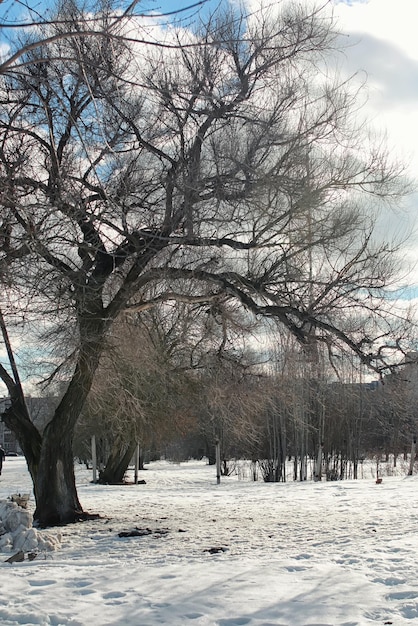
top-left (314, 442), bottom-right (323, 481)
top-left (138, 447), bottom-right (145, 471)
top-left (99, 441), bottom-right (137, 484)
top-left (33, 424), bottom-right (84, 527)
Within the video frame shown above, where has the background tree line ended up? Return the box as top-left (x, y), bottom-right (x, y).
top-left (72, 312), bottom-right (418, 483)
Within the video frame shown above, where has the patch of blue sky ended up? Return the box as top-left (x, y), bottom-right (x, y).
top-left (333, 0), bottom-right (368, 5)
top-left (0, 0), bottom-right (211, 67)
top-left (0, 0), bottom-right (226, 51)
top-left (382, 285), bottom-right (418, 301)
top-left (0, 0), bottom-right (50, 24)
top-left (0, 333), bottom-right (52, 392)
top-left (0, 0), bottom-right (222, 23)
top-left (149, 0), bottom-right (222, 17)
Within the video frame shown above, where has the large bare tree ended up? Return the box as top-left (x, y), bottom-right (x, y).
top-left (0, 0), bottom-right (412, 525)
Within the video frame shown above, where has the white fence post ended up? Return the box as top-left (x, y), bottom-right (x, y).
top-left (409, 437), bottom-right (416, 476)
top-left (134, 442), bottom-right (140, 484)
top-left (92, 435), bottom-right (97, 483)
top-left (215, 438), bottom-right (221, 485)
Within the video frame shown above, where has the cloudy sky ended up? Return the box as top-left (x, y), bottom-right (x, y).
top-left (331, 0), bottom-right (418, 292)
top-left (2, 0), bottom-right (417, 177)
top-left (332, 0), bottom-right (418, 167)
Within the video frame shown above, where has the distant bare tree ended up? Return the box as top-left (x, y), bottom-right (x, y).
top-left (76, 310), bottom-right (201, 483)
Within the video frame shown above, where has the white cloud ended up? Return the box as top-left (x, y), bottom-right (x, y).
top-left (333, 0), bottom-right (418, 60)
top-left (332, 0), bottom-right (418, 168)
top-left (329, 0), bottom-right (418, 291)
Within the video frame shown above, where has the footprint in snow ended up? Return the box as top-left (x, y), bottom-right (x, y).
top-left (386, 590), bottom-right (418, 600)
top-left (28, 579), bottom-right (56, 587)
top-left (218, 619), bottom-right (251, 625)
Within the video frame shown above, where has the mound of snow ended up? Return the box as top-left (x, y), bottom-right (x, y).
top-left (0, 499), bottom-right (61, 554)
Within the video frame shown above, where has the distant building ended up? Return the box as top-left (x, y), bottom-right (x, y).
top-left (0, 396), bottom-right (58, 453)
top-left (0, 397), bottom-right (19, 453)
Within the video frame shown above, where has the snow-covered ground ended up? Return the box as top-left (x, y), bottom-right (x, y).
top-left (1, 457), bottom-right (418, 625)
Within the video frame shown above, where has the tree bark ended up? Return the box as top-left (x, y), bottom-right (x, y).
top-left (33, 424), bottom-right (84, 527)
top-left (99, 441), bottom-right (137, 484)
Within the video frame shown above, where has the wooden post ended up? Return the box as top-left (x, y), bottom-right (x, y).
top-left (91, 435), bottom-right (97, 483)
top-left (134, 442), bottom-right (140, 484)
top-left (376, 456), bottom-right (382, 483)
top-left (408, 436), bottom-right (416, 476)
top-left (215, 438), bottom-right (221, 485)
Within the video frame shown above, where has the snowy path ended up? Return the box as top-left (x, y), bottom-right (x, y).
top-left (1, 458), bottom-right (418, 625)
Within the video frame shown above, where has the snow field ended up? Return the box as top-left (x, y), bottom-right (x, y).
top-left (0, 458), bottom-right (418, 625)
